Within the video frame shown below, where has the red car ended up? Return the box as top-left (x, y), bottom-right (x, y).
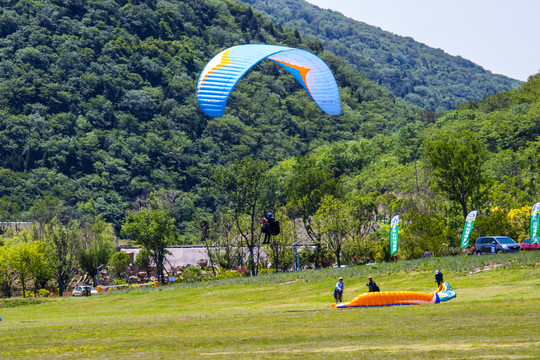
top-left (520, 238), bottom-right (540, 251)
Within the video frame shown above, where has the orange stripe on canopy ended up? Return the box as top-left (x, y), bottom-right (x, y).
top-left (268, 58), bottom-right (312, 95)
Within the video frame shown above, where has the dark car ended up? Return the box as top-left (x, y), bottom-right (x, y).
top-left (519, 238), bottom-right (540, 251)
top-left (474, 236), bottom-right (520, 255)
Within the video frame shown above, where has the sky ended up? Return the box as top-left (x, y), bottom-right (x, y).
top-left (304, 0), bottom-right (539, 81)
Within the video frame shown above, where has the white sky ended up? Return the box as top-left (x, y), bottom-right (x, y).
top-left (304, 0), bottom-right (540, 81)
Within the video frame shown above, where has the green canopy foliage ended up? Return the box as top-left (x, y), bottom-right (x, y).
top-left (0, 0), bottom-right (538, 267)
top-left (121, 208), bottom-right (175, 282)
top-left (0, 0), bottom-right (419, 232)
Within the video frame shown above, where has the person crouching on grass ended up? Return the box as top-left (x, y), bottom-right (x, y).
top-left (366, 276), bottom-right (380, 292)
top-left (334, 277), bottom-right (344, 303)
top-left (435, 270), bottom-right (444, 292)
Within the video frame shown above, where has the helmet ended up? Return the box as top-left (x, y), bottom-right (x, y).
top-left (368, 276), bottom-right (372, 279)
top-left (267, 213), bottom-right (273, 218)
top-left (339, 277), bottom-right (343, 281)
top-left (435, 270), bottom-right (439, 274)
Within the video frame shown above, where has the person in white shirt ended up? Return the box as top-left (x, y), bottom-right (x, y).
top-left (334, 277), bottom-right (344, 303)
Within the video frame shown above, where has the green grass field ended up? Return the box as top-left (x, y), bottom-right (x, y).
top-left (1, 252), bottom-right (539, 359)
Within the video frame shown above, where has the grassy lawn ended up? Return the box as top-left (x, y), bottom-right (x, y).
top-left (1, 252), bottom-right (539, 359)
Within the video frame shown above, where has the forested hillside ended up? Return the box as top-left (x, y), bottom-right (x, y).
top-left (0, 0), bottom-right (537, 252)
top-left (0, 0), bottom-right (539, 289)
top-left (238, 0), bottom-right (522, 111)
top-left (0, 0), bottom-right (419, 232)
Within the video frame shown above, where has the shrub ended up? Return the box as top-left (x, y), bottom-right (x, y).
top-left (38, 289), bottom-right (50, 297)
top-left (298, 246), bottom-right (335, 268)
top-left (134, 248), bottom-right (152, 276)
top-left (215, 270), bottom-right (242, 280)
top-left (400, 210), bottom-right (449, 259)
top-left (476, 208), bottom-right (523, 240)
top-left (342, 239), bottom-right (376, 265)
top-left (437, 245), bottom-right (462, 257)
top-left (232, 266), bottom-right (248, 277)
top-left (109, 251), bottom-right (131, 280)
top-left (182, 266), bottom-right (202, 283)
top-left (347, 254), bottom-right (373, 266)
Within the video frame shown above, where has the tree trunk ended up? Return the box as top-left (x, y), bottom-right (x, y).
top-left (460, 200), bottom-right (468, 220)
top-left (414, 160), bottom-right (419, 193)
top-left (21, 275), bottom-right (26, 298)
top-left (248, 244), bottom-right (255, 276)
top-left (157, 253), bottom-right (164, 283)
top-left (249, 203), bottom-right (257, 276)
top-left (58, 281), bottom-right (64, 297)
top-left (314, 242), bottom-right (322, 269)
top-left (303, 220), bottom-right (322, 269)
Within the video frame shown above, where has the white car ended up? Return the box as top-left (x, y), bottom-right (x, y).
top-left (72, 285), bottom-right (98, 296)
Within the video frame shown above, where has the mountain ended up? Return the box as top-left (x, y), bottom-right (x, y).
top-left (0, 0), bottom-right (420, 230)
top-left (236, 0), bottom-right (522, 111)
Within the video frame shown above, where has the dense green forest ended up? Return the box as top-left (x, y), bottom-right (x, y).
top-left (0, 0), bottom-right (421, 232)
top-left (0, 0), bottom-right (538, 263)
top-left (238, 0), bottom-right (522, 111)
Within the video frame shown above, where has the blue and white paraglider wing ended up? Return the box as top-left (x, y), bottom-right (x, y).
top-left (197, 44), bottom-right (341, 117)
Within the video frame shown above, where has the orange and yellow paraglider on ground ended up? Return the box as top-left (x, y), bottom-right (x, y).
top-left (332, 282), bottom-right (456, 308)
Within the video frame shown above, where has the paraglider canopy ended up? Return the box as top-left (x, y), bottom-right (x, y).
top-left (197, 44), bottom-right (341, 117)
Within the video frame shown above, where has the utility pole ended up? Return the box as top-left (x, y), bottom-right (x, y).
top-left (97, 264), bottom-right (104, 286)
top-left (292, 241), bottom-right (300, 271)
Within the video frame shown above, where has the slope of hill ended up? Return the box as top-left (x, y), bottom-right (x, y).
top-left (0, 0), bottom-right (420, 229)
top-left (237, 0), bottom-right (522, 111)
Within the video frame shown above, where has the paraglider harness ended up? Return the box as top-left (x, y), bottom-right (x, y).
top-left (261, 211), bottom-right (280, 244)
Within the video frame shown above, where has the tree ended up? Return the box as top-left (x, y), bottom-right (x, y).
top-left (43, 221), bottom-right (80, 297)
top-left (347, 193), bottom-right (377, 241)
top-left (396, 121), bottom-right (425, 192)
top-left (266, 210), bottom-right (296, 272)
top-left (29, 196), bottom-right (67, 233)
top-left (285, 154), bottom-right (341, 268)
top-left (475, 208), bottom-right (516, 240)
top-left (78, 217), bottom-right (117, 286)
top-left (424, 131), bottom-right (489, 219)
top-left (312, 195), bottom-right (351, 267)
top-left (134, 247), bottom-right (152, 278)
top-left (210, 210), bottom-right (243, 270)
top-left (10, 243), bottom-right (33, 297)
top-left (121, 209), bottom-right (175, 283)
top-left (400, 209), bottom-right (449, 258)
top-left (109, 251), bottom-right (131, 281)
top-left (0, 245), bottom-right (15, 297)
top-left (214, 157), bottom-right (268, 276)
top-left (27, 241), bottom-right (51, 297)
top-left (193, 213), bottom-right (217, 276)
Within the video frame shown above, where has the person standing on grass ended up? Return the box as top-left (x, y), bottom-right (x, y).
top-left (366, 276), bottom-right (380, 292)
top-left (334, 277), bottom-right (344, 303)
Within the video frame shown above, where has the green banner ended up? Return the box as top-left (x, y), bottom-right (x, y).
top-left (531, 202), bottom-right (540, 245)
top-left (390, 215), bottom-right (399, 255)
top-left (460, 210), bottom-right (477, 248)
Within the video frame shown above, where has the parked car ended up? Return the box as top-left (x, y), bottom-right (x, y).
top-left (474, 236), bottom-right (520, 255)
top-left (519, 238), bottom-right (540, 251)
top-left (72, 285), bottom-right (97, 296)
